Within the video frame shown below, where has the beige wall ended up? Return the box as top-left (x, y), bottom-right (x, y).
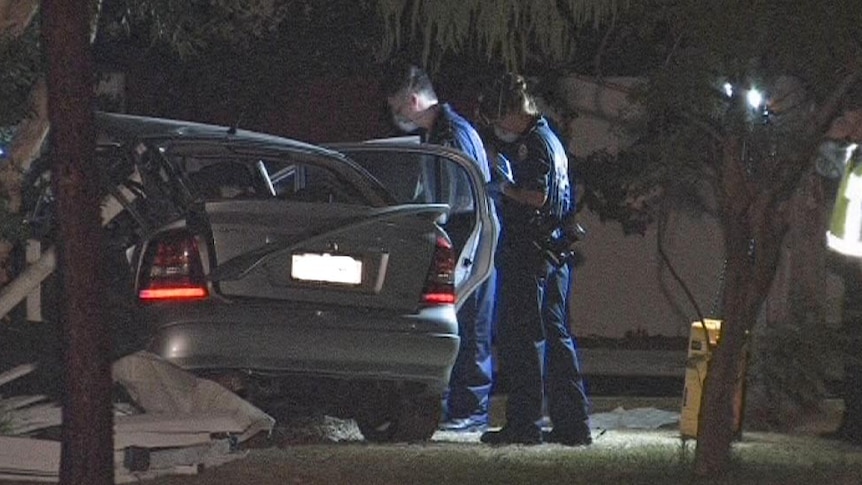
top-left (570, 210), bottom-right (725, 338)
top-left (554, 75), bottom-right (726, 338)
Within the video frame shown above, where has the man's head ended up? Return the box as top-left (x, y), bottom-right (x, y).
top-left (381, 61), bottom-right (439, 132)
top-left (478, 73), bottom-right (540, 142)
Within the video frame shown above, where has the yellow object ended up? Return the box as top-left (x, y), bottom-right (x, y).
top-left (827, 144), bottom-right (862, 257)
top-left (679, 318), bottom-right (746, 439)
top-left (680, 319), bottom-right (721, 438)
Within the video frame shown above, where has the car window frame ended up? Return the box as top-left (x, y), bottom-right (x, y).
top-left (138, 138), bottom-right (398, 209)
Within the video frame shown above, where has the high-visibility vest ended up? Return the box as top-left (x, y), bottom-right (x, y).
top-left (827, 149), bottom-right (862, 257)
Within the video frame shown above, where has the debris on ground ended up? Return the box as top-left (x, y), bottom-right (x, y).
top-left (588, 406), bottom-right (680, 431)
top-left (0, 351), bottom-right (275, 483)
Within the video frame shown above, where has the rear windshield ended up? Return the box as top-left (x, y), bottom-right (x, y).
top-left (171, 155), bottom-right (374, 206)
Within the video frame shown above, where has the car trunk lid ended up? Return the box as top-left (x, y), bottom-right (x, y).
top-left (204, 200), bottom-right (449, 313)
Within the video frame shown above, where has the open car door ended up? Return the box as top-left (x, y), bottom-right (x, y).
top-left (329, 142), bottom-right (499, 311)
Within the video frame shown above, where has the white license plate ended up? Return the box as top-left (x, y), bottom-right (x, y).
top-left (291, 253), bottom-right (362, 285)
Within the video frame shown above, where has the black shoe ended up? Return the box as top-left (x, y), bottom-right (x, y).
top-left (545, 428), bottom-right (593, 446)
top-left (480, 426), bottom-right (542, 445)
top-left (438, 417), bottom-right (488, 433)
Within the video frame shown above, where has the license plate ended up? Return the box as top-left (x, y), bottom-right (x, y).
top-left (291, 253), bottom-right (362, 285)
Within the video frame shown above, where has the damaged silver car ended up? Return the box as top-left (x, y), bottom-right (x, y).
top-left (25, 112), bottom-right (498, 442)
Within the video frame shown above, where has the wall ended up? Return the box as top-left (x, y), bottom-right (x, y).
top-left (555, 75), bottom-right (726, 338)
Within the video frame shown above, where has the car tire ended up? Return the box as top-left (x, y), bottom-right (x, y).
top-left (356, 392), bottom-right (441, 443)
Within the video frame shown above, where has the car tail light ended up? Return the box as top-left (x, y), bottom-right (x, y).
top-left (421, 235), bottom-right (455, 306)
top-left (138, 230), bottom-right (208, 302)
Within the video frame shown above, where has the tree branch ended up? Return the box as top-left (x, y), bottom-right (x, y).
top-left (809, 57), bottom-right (862, 139)
top-left (592, 9), bottom-right (616, 79)
top-left (720, 135), bottom-right (754, 218)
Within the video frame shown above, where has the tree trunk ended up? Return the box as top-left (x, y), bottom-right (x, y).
top-left (42, 0), bottom-right (114, 483)
top-left (693, 228), bottom-right (755, 475)
top-left (693, 134), bottom-right (788, 476)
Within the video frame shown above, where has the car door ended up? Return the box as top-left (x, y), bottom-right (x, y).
top-left (329, 142), bottom-right (499, 310)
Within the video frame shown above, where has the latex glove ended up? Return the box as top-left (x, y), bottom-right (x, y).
top-left (492, 153), bottom-right (515, 185)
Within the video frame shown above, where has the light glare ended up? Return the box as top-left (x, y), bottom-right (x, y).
top-left (846, 144), bottom-right (859, 164)
top-left (747, 88), bottom-right (763, 109)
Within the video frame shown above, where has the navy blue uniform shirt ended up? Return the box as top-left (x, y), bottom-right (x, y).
top-left (426, 103), bottom-right (492, 182)
top-left (497, 116), bottom-right (571, 242)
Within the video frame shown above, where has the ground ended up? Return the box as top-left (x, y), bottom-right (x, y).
top-left (3, 396), bottom-right (851, 485)
top-left (119, 397), bottom-right (856, 485)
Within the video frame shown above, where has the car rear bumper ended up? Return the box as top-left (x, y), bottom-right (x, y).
top-left (139, 300), bottom-right (460, 393)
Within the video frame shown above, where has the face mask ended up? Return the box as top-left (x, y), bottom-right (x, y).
top-left (494, 125), bottom-right (520, 143)
top-left (392, 113), bottom-right (419, 133)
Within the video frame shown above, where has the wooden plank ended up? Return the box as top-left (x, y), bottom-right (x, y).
top-left (0, 436), bottom-right (59, 476)
top-left (113, 443), bottom-right (246, 484)
top-left (114, 412), bottom-right (250, 449)
top-left (4, 403), bottom-right (61, 435)
top-left (0, 473), bottom-right (57, 482)
top-left (0, 394), bottom-right (49, 411)
top-left (146, 439), bottom-right (231, 470)
top-left (114, 411), bottom-right (248, 434)
top-left (0, 363), bottom-right (37, 388)
top-left (0, 247), bottom-right (55, 322)
top-left (114, 431), bottom-right (213, 450)
top-left (25, 239), bottom-right (42, 322)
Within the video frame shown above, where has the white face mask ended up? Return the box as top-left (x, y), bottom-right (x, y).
top-left (392, 113), bottom-right (419, 133)
top-left (494, 125), bottom-right (520, 143)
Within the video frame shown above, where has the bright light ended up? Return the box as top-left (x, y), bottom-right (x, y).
top-left (723, 82), bottom-right (733, 98)
top-left (826, 232), bottom-right (862, 257)
top-left (846, 144), bottom-right (859, 164)
top-left (139, 286), bottom-right (208, 300)
top-left (746, 88), bottom-right (763, 109)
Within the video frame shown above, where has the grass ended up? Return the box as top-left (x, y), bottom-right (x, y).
top-left (0, 389), bottom-right (857, 484)
top-left (118, 426), bottom-right (862, 485)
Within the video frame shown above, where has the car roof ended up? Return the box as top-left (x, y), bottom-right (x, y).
top-left (92, 112), bottom-right (397, 207)
top-left (94, 111), bottom-right (338, 156)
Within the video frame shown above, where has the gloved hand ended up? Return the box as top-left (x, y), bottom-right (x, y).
top-left (486, 180), bottom-right (509, 198)
top-left (492, 153), bottom-right (515, 184)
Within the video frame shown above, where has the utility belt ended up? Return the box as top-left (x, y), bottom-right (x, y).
top-left (528, 210), bottom-right (587, 267)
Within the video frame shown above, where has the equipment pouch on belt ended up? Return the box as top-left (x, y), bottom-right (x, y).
top-left (530, 211), bottom-right (587, 267)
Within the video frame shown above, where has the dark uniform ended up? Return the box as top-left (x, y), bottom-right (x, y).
top-left (426, 103), bottom-right (499, 429)
top-left (493, 116), bottom-right (591, 442)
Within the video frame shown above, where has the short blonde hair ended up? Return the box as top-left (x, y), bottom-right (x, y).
top-left (478, 73), bottom-right (540, 122)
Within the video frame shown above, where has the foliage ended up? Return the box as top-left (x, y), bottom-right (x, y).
top-left (746, 315), bottom-right (843, 428)
top-left (375, 0), bottom-right (623, 70)
top-left (0, 127), bottom-right (14, 157)
top-left (635, 0), bottom-right (862, 184)
top-left (0, 0), bottom-right (300, 129)
top-left (0, 22), bottom-right (41, 126)
top-left (102, 0), bottom-right (290, 58)
top-left (568, 0), bottom-right (862, 232)
top-left (575, 148), bottom-right (658, 235)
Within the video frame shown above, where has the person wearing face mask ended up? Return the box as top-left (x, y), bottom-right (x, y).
top-left (380, 61), bottom-right (500, 433)
top-left (477, 73), bottom-right (592, 446)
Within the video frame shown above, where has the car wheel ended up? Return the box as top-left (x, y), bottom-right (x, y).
top-left (356, 392), bottom-right (441, 443)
